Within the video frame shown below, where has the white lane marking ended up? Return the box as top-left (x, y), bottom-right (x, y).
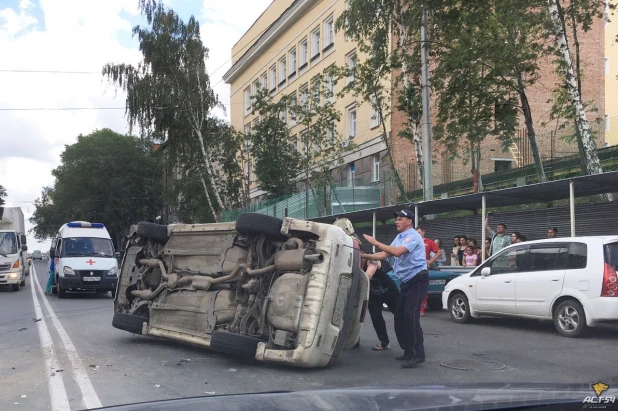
top-left (30, 264), bottom-right (71, 411)
top-left (33, 265), bottom-right (103, 410)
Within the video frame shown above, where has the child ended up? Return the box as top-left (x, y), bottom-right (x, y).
top-left (463, 245), bottom-right (478, 267)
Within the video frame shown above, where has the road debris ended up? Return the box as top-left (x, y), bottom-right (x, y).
top-left (20, 395), bottom-right (26, 399)
top-left (32, 318), bottom-right (42, 322)
top-left (155, 384), bottom-right (161, 388)
top-left (18, 328), bottom-right (27, 331)
top-left (178, 358), bottom-right (191, 363)
top-left (205, 391), bottom-right (216, 395)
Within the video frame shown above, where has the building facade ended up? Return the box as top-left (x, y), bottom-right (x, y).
top-left (223, 0), bottom-right (390, 203)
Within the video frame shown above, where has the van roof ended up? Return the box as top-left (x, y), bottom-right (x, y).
top-left (59, 221), bottom-right (111, 239)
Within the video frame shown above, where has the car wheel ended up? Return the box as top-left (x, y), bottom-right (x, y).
top-left (136, 221), bottom-right (169, 243)
top-left (235, 213), bottom-right (286, 241)
top-left (427, 298), bottom-right (443, 310)
top-left (210, 331), bottom-right (263, 360)
top-left (112, 313), bottom-right (148, 334)
top-left (553, 299), bottom-right (588, 338)
top-left (11, 283), bottom-right (20, 292)
top-left (449, 292), bottom-right (471, 323)
top-left (58, 283), bottom-right (66, 299)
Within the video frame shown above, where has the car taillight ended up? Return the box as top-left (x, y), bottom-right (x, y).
top-left (601, 263), bottom-right (618, 297)
top-left (12, 260), bottom-right (20, 269)
top-left (359, 300), bottom-right (368, 323)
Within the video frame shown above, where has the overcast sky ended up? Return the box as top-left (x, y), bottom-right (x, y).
top-left (0, 0), bottom-right (271, 250)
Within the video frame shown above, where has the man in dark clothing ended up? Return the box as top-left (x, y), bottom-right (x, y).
top-left (365, 258), bottom-right (399, 351)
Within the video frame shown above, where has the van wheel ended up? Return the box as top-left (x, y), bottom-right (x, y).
top-left (235, 213), bottom-right (286, 241)
top-left (210, 331), bottom-right (263, 360)
top-left (20, 277), bottom-right (26, 287)
top-left (553, 299), bottom-right (588, 338)
top-left (11, 283), bottom-right (20, 292)
top-left (449, 292), bottom-right (471, 323)
top-left (58, 283), bottom-right (66, 299)
top-left (136, 222), bottom-right (168, 243)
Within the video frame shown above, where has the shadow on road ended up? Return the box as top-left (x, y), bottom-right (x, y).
top-left (465, 316), bottom-right (618, 339)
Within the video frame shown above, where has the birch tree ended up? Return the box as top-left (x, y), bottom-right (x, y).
top-left (103, 0), bottom-right (237, 219)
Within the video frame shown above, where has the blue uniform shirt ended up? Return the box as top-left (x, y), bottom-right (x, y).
top-left (390, 227), bottom-right (427, 283)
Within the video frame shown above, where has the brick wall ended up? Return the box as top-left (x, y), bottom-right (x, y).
top-left (389, 16), bottom-right (606, 195)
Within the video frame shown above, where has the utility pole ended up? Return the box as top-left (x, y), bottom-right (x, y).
top-left (421, 1), bottom-right (434, 201)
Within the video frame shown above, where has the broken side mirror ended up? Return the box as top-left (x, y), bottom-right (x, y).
top-left (21, 234), bottom-right (27, 245)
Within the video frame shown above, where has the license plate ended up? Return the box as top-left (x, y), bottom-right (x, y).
top-left (429, 279), bottom-right (445, 285)
top-left (83, 277), bottom-right (100, 282)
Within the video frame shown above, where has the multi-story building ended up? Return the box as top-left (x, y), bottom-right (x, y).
top-left (223, 0), bottom-right (390, 204)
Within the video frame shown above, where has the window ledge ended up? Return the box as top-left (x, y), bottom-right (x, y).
top-left (299, 62), bottom-right (308, 70)
top-left (278, 80), bottom-right (286, 87)
top-left (311, 53), bottom-right (321, 62)
top-left (288, 71), bottom-right (296, 78)
top-left (323, 43), bottom-right (334, 53)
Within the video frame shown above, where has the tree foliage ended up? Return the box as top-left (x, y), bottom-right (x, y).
top-left (0, 184), bottom-right (6, 206)
top-left (30, 129), bottom-right (163, 248)
top-left (103, 0), bottom-right (242, 219)
top-left (250, 89), bottom-right (301, 199)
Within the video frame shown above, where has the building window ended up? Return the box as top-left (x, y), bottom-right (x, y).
top-left (252, 80), bottom-right (259, 99)
top-left (244, 87), bottom-right (251, 115)
top-left (347, 105), bottom-right (357, 138)
top-left (311, 27), bottom-right (320, 59)
top-left (370, 99), bottom-right (381, 128)
top-left (269, 65), bottom-right (277, 91)
top-left (372, 153), bottom-right (380, 182)
top-left (324, 15), bottom-right (334, 49)
top-left (253, 117), bottom-right (260, 130)
top-left (299, 84), bottom-right (309, 106)
top-left (494, 159), bottom-right (512, 172)
top-left (244, 123), bottom-right (252, 136)
top-left (605, 114), bottom-right (610, 131)
top-left (260, 72), bottom-right (267, 89)
top-left (325, 124), bottom-right (334, 147)
top-left (299, 37), bottom-right (308, 67)
top-left (605, 58), bottom-right (610, 75)
top-left (279, 56), bottom-right (287, 85)
top-left (346, 52), bottom-right (357, 84)
top-left (290, 134), bottom-right (298, 154)
top-left (279, 107), bottom-right (287, 124)
top-left (289, 93), bottom-right (297, 126)
top-left (311, 76), bottom-right (320, 106)
top-left (289, 48), bottom-right (297, 75)
top-left (325, 71), bottom-right (335, 103)
top-left (347, 162), bottom-right (355, 187)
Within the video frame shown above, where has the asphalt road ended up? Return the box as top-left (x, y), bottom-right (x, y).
top-left (1, 259), bottom-right (618, 410)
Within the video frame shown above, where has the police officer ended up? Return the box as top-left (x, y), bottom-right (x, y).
top-left (362, 209), bottom-right (428, 368)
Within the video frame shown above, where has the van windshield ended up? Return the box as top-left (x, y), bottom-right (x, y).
top-left (0, 232), bottom-right (18, 255)
top-left (61, 237), bottom-right (114, 258)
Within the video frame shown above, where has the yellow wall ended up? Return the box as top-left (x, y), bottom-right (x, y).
top-left (606, 15), bottom-right (618, 146)
top-left (225, 0), bottom-right (390, 196)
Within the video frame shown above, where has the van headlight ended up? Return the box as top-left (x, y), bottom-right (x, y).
top-left (63, 266), bottom-right (76, 276)
top-left (8, 273), bottom-right (18, 279)
top-left (107, 267), bottom-right (119, 277)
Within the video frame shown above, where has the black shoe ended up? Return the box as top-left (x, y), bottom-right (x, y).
top-left (352, 341), bottom-right (360, 349)
top-left (401, 358), bottom-right (425, 368)
top-left (395, 353), bottom-right (413, 361)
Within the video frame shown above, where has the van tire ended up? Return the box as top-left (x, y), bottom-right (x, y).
top-left (235, 213), bottom-right (286, 241)
top-left (553, 299), bottom-right (588, 338)
top-left (210, 331), bottom-right (263, 360)
top-left (112, 313), bottom-right (148, 335)
top-left (136, 222), bottom-right (168, 243)
top-left (11, 283), bottom-right (20, 292)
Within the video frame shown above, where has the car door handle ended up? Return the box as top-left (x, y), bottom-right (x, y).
top-left (504, 280), bottom-right (512, 283)
top-left (551, 279), bottom-right (560, 282)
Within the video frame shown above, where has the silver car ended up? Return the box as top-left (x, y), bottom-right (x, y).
top-left (112, 213), bottom-right (369, 368)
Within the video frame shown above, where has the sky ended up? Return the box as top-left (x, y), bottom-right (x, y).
top-left (0, 0), bottom-right (272, 251)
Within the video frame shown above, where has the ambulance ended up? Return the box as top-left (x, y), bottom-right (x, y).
top-left (51, 221), bottom-right (118, 298)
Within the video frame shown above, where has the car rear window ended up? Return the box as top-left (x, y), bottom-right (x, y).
top-left (604, 242), bottom-right (618, 270)
top-left (567, 242), bottom-right (587, 269)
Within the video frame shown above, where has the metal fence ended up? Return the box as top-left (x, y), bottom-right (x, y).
top-left (222, 124), bottom-right (618, 222)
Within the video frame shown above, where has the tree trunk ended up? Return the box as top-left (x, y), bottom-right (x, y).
top-left (194, 127), bottom-right (226, 210)
top-left (199, 176), bottom-right (218, 221)
top-left (548, 0), bottom-right (604, 177)
top-left (517, 84), bottom-right (547, 182)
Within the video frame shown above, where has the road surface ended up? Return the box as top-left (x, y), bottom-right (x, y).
top-left (1, 260), bottom-right (617, 410)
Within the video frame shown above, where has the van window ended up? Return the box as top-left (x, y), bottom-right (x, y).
top-left (61, 237), bottom-right (114, 258)
top-left (527, 246), bottom-right (568, 271)
top-left (604, 242), bottom-right (618, 271)
top-left (567, 243), bottom-right (587, 269)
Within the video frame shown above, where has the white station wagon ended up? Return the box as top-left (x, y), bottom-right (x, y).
top-left (443, 236), bottom-right (618, 337)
